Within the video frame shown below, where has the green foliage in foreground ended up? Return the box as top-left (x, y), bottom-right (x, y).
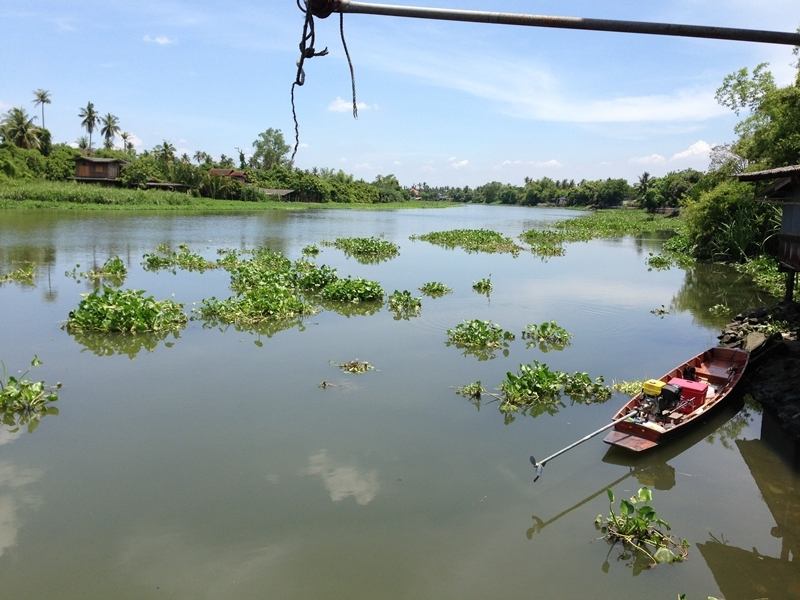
top-left (447, 319), bottom-right (514, 360)
top-left (611, 380), bottom-right (646, 395)
top-left (522, 209), bottom-right (681, 257)
top-left (0, 262), bottom-right (35, 285)
top-left (418, 281), bottom-right (452, 297)
top-left (522, 321), bottom-right (572, 352)
top-left (0, 356), bottom-right (60, 433)
top-left (596, 487), bottom-right (688, 570)
top-left (388, 290), bottom-right (422, 320)
top-left (327, 237), bottom-right (399, 263)
top-left (412, 228), bottom-right (522, 254)
top-left (500, 361), bottom-right (610, 409)
top-left (66, 287), bottom-right (188, 333)
top-left (734, 255), bottom-right (796, 300)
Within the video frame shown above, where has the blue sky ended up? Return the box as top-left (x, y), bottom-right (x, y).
top-left (2, 1), bottom-right (799, 186)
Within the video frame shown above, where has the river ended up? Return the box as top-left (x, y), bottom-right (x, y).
top-left (0, 205), bottom-right (796, 599)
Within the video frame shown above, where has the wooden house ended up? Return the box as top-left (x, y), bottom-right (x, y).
top-left (737, 165), bottom-right (800, 301)
top-left (74, 156), bottom-right (125, 182)
top-left (208, 168), bottom-right (247, 183)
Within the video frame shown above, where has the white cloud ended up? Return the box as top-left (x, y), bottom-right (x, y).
top-left (328, 96), bottom-right (376, 113)
top-left (127, 133), bottom-right (144, 149)
top-left (143, 34), bottom-right (175, 45)
top-left (630, 154), bottom-right (666, 165)
top-left (498, 158), bottom-right (562, 169)
top-left (449, 158), bottom-right (469, 170)
top-left (671, 140), bottom-right (712, 161)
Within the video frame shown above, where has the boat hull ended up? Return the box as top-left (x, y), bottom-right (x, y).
top-left (603, 347), bottom-right (749, 452)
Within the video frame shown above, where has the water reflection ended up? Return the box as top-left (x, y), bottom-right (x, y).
top-left (0, 462), bottom-right (42, 558)
top-left (306, 450), bottom-right (379, 506)
top-left (698, 437), bottom-right (800, 600)
top-left (68, 330), bottom-right (181, 359)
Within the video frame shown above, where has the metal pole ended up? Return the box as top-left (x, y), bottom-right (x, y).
top-left (323, 0), bottom-right (800, 46)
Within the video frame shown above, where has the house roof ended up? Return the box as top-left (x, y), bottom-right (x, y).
top-left (259, 189), bottom-right (295, 197)
top-left (208, 168), bottom-right (246, 177)
top-left (735, 164), bottom-right (800, 181)
top-left (75, 156), bottom-right (125, 164)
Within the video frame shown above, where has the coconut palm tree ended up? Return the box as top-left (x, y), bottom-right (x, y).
top-left (0, 107), bottom-right (41, 149)
top-left (76, 136), bottom-right (89, 150)
top-left (100, 113), bottom-right (121, 149)
top-left (119, 131), bottom-right (134, 154)
top-left (32, 89), bottom-right (51, 129)
top-left (78, 101), bottom-right (99, 151)
top-left (154, 140), bottom-right (176, 163)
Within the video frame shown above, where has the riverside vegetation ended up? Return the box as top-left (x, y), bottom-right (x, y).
top-left (0, 356), bottom-right (60, 432)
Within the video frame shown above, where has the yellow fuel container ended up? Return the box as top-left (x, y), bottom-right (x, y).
top-left (643, 379), bottom-right (666, 397)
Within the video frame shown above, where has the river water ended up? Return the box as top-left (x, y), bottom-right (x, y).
top-left (0, 205), bottom-right (797, 599)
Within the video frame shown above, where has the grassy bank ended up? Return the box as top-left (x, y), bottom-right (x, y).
top-left (0, 180), bottom-right (456, 211)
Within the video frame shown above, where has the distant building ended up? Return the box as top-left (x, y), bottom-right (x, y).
top-left (74, 156), bottom-right (125, 182)
top-left (409, 186), bottom-right (421, 199)
top-left (259, 188), bottom-right (297, 201)
top-left (208, 168), bottom-right (247, 183)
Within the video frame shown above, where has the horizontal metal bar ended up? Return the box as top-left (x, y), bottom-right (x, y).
top-left (333, 0), bottom-right (800, 46)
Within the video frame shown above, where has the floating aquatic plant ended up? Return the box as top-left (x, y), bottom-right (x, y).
top-left (646, 253), bottom-right (673, 271)
top-left (198, 287), bottom-right (313, 326)
top-left (142, 243), bottom-right (216, 272)
top-left (301, 243), bottom-right (320, 256)
top-left (472, 276), bottom-right (492, 295)
top-left (65, 287), bottom-right (187, 333)
top-left (66, 256), bottom-right (127, 285)
top-left (419, 281), bottom-right (452, 297)
top-left (523, 321), bottom-right (572, 352)
top-left (321, 277), bottom-right (384, 303)
top-left (326, 237), bottom-right (399, 263)
top-left (596, 487), bottom-right (689, 569)
top-left (388, 289), bottom-right (422, 320)
top-left (0, 356), bottom-right (60, 433)
top-left (411, 228), bottom-right (522, 255)
top-left (336, 360), bottom-right (374, 374)
top-left (500, 361), bottom-right (610, 408)
top-left (455, 381), bottom-right (485, 400)
top-left (611, 380), bottom-right (645, 395)
top-left (447, 319), bottom-right (514, 360)
top-left (0, 263), bottom-right (35, 285)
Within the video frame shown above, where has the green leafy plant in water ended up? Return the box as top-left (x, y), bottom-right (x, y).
top-left (336, 360), bottom-right (374, 374)
top-left (66, 256), bottom-right (127, 286)
top-left (411, 228), bottom-right (522, 255)
top-left (472, 276), bottom-right (492, 295)
top-left (0, 356), bottom-right (60, 433)
top-left (321, 277), bottom-right (384, 303)
top-left (456, 381), bottom-right (485, 400)
top-left (500, 361), bottom-right (610, 409)
top-left (301, 243), bottom-right (320, 256)
top-left (646, 253), bottom-right (673, 270)
top-left (446, 319), bottom-right (514, 360)
top-left (708, 303), bottom-right (730, 318)
top-left (611, 380), bottom-right (645, 395)
top-left (595, 487), bottom-right (689, 568)
top-left (65, 287), bottom-right (187, 333)
top-left (326, 237), bottom-right (399, 263)
top-left (198, 287), bottom-right (313, 326)
top-left (650, 305), bottom-right (670, 317)
top-left (523, 321), bottom-right (572, 352)
top-left (142, 243), bottom-right (216, 272)
top-left (419, 281), bottom-right (452, 297)
top-left (294, 261), bottom-right (339, 292)
top-left (388, 289), bottom-right (422, 320)
top-left (0, 263), bottom-right (35, 285)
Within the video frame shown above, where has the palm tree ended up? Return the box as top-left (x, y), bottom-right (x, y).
top-left (100, 113), bottom-right (121, 149)
top-left (32, 89), bottom-right (51, 129)
top-left (154, 140), bottom-right (176, 163)
top-left (78, 101), bottom-right (99, 151)
top-left (76, 136), bottom-right (89, 150)
top-left (0, 107), bottom-right (41, 149)
top-left (119, 131), bottom-right (134, 153)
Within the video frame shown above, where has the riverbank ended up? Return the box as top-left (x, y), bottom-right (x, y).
top-left (718, 302), bottom-right (800, 445)
top-left (0, 180), bottom-right (456, 211)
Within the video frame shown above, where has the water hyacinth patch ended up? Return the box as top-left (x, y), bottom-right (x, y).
top-left (326, 237), bottom-right (399, 263)
top-left (336, 360), bottom-right (374, 374)
top-left (321, 277), bottom-right (384, 303)
top-left (388, 290), bottom-right (422, 320)
top-left (472, 276), bottom-right (492, 295)
top-left (65, 287), bottom-right (188, 333)
top-left (596, 487), bottom-right (689, 570)
top-left (0, 263), bottom-right (35, 285)
top-left (500, 361), bottom-right (610, 408)
top-left (411, 228), bottom-right (522, 255)
top-left (419, 281), bottom-right (452, 297)
top-left (66, 256), bottom-right (127, 285)
top-left (198, 287), bottom-right (313, 326)
top-left (455, 381), bottom-right (485, 400)
top-left (447, 319), bottom-right (514, 360)
top-left (0, 356), bottom-right (60, 433)
top-left (611, 380), bottom-right (646, 395)
top-left (143, 243), bottom-right (217, 272)
top-left (301, 244), bottom-right (320, 256)
top-left (523, 321), bottom-right (572, 352)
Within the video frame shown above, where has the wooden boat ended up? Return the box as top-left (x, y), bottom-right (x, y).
top-left (603, 347), bottom-right (749, 452)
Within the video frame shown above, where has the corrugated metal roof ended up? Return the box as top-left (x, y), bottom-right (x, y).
top-left (75, 156), bottom-right (125, 164)
top-left (736, 165), bottom-right (800, 181)
top-left (259, 189), bottom-right (295, 196)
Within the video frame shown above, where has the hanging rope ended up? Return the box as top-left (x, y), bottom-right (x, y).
top-left (290, 0), bottom-right (358, 162)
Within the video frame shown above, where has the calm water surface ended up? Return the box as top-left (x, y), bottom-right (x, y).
top-left (0, 205), bottom-right (797, 599)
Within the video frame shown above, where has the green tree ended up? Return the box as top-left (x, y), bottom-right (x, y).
top-left (250, 128), bottom-right (290, 170)
top-left (78, 101), bottom-right (99, 151)
top-left (153, 140), bottom-right (176, 164)
top-left (119, 131), bottom-right (134, 154)
top-left (635, 171), bottom-right (659, 212)
top-left (32, 89), bottom-right (51, 129)
top-left (0, 107), bottom-right (41, 149)
top-left (193, 150), bottom-right (212, 166)
top-left (100, 113), bottom-right (121, 149)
